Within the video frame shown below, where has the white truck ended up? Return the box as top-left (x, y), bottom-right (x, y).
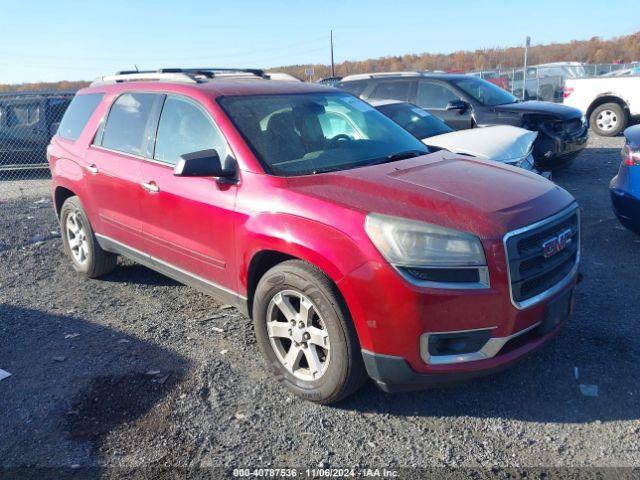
top-left (563, 76), bottom-right (640, 136)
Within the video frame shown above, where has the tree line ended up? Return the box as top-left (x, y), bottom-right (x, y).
top-left (0, 32), bottom-right (638, 91)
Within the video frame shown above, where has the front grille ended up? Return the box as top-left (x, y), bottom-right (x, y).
top-left (548, 119), bottom-right (584, 136)
top-left (504, 206), bottom-right (579, 307)
top-left (564, 118), bottom-right (584, 135)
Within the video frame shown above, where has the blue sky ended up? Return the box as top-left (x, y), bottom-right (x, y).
top-left (1, 0), bottom-right (638, 84)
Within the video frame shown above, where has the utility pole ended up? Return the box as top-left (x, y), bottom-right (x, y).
top-left (330, 30), bottom-right (335, 77)
top-left (523, 36), bottom-right (530, 100)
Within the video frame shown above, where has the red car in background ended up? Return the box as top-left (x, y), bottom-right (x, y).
top-left (48, 68), bottom-right (580, 403)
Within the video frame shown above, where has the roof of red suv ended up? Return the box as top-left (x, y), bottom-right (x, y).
top-left (80, 78), bottom-right (336, 99)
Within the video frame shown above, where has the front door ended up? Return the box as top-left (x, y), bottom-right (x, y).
top-left (414, 80), bottom-right (473, 130)
top-left (139, 94), bottom-right (238, 291)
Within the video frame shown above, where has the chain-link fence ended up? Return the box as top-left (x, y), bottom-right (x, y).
top-left (469, 62), bottom-right (639, 103)
top-left (0, 91), bottom-right (75, 201)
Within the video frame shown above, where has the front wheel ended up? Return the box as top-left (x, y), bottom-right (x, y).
top-left (252, 260), bottom-right (366, 404)
top-left (590, 102), bottom-right (627, 137)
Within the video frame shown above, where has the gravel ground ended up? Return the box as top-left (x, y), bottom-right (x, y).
top-left (1, 136), bottom-right (639, 477)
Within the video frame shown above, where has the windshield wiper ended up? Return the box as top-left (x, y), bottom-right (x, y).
top-left (372, 150), bottom-right (428, 165)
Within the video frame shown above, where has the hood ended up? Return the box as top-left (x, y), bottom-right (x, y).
top-left (286, 151), bottom-right (574, 239)
top-left (493, 100), bottom-right (583, 120)
top-left (423, 125), bottom-right (537, 162)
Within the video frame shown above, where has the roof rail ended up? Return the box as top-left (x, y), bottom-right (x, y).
top-left (90, 67), bottom-right (268, 87)
top-left (340, 71), bottom-right (425, 81)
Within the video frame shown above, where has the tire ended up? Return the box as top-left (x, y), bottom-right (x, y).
top-left (60, 196), bottom-right (117, 278)
top-left (589, 102), bottom-right (627, 137)
top-left (252, 260), bottom-right (367, 404)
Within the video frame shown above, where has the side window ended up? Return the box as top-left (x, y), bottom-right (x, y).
top-left (415, 81), bottom-right (460, 109)
top-left (101, 93), bottom-right (157, 156)
top-left (370, 81), bottom-right (411, 101)
top-left (337, 81), bottom-right (367, 97)
top-left (7, 103), bottom-right (40, 127)
top-left (58, 93), bottom-right (103, 141)
top-left (318, 111), bottom-right (358, 139)
top-left (154, 96), bottom-right (227, 166)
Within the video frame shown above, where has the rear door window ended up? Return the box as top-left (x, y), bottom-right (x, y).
top-left (57, 93), bottom-right (103, 141)
top-left (154, 95), bottom-right (228, 166)
top-left (336, 81), bottom-right (367, 97)
top-left (415, 81), bottom-right (460, 109)
top-left (370, 81), bottom-right (411, 101)
top-left (101, 93), bottom-right (158, 156)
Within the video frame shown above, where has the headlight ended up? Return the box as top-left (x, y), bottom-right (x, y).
top-left (364, 213), bottom-right (486, 267)
top-left (581, 114), bottom-right (588, 126)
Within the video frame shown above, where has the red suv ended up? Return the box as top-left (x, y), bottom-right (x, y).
top-left (48, 68), bottom-right (580, 404)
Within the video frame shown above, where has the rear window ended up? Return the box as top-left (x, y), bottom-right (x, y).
top-left (57, 93), bottom-right (103, 141)
top-left (101, 93), bottom-right (157, 156)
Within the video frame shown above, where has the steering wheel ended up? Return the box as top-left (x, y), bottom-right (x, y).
top-left (326, 134), bottom-right (352, 148)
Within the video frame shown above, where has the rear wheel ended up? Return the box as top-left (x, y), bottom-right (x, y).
top-left (590, 102), bottom-right (627, 137)
top-left (60, 196), bottom-right (117, 278)
top-left (252, 260), bottom-right (366, 404)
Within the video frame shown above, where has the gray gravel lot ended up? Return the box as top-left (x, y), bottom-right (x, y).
top-left (1, 136), bottom-right (639, 476)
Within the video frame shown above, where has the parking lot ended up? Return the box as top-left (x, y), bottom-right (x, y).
top-left (0, 135), bottom-right (639, 474)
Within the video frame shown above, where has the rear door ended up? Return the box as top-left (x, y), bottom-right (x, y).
top-left (139, 94), bottom-right (238, 291)
top-left (414, 80), bottom-right (473, 130)
top-left (84, 92), bottom-right (163, 252)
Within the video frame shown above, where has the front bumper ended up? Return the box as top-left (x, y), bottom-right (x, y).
top-left (362, 302), bottom-right (571, 392)
top-left (533, 126), bottom-right (588, 170)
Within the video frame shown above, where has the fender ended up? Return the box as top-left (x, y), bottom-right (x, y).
top-left (51, 157), bottom-right (89, 216)
top-left (238, 212), bottom-right (372, 295)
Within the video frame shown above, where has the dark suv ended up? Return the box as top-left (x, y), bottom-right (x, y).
top-left (336, 73), bottom-right (588, 170)
top-left (0, 92), bottom-right (73, 171)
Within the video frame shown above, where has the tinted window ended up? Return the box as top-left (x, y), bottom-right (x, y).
top-left (370, 81), bottom-right (411, 101)
top-left (415, 81), bottom-right (459, 109)
top-left (7, 103), bottom-right (40, 127)
top-left (336, 81), bottom-right (367, 97)
top-left (101, 93), bottom-right (157, 156)
top-left (450, 77), bottom-right (518, 106)
top-left (219, 92), bottom-right (427, 176)
top-left (154, 96), bottom-right (227, 165)
top-left (58, 93), bottom-right (103, 141)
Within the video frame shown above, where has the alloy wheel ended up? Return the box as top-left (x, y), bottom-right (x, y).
top-left (266, 289), bottom-right (331, 381)
top-left (66, 211), bottom-right (89, 265)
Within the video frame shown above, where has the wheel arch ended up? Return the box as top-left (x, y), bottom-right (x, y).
top-left (587, 94), bottom-right (629, 118)
top-left (54, 186), bottom-right (77, 217)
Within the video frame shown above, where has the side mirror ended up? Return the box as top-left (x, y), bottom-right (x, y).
top-left (445, 100), bottom-right (470, 113)
top-left (174, 149), bottom-right (236, 179)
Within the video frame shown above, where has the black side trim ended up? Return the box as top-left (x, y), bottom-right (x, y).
top-left (96, 235), bottom-right (249, 316)
top-left (361, 350), bottom-right (516, 393)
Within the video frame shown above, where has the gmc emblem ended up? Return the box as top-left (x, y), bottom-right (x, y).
top-left (542, 228), bottom-right (573, 258)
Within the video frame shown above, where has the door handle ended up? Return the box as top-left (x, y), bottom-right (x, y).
top-left (141, 181), bottom-right (160, 193)
top-left (86, 164), bottom-right (99, 175)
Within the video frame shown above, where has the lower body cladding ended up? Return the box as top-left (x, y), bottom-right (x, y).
top-left (532, 128), bottom-right (588, 171)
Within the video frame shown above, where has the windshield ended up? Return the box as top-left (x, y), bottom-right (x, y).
top-left (376, 103), bottom-right (453, 139)
top-left (451, 77), bottom-right (518, 106)
top-left (218, 92), bottom-right (428, 176)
